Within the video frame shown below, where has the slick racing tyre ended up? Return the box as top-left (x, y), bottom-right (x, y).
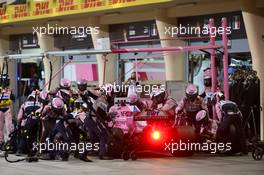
top-left (107, 128), bottom-right (125, 158)
top-left (50, 131), bottom-right (70, 161)
top-left (172, 126), bottom-right (196, 157)
top-left (121, 151), bottom-right (130, 161)
top-left (130, 151), bottom-right (138, 161)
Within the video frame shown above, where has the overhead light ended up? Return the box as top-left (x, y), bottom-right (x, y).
top-left (175, 2), bottom-right (197, 8)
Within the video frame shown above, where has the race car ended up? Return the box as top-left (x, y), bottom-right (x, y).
top-left (109, 101), bottom-right (196, 160)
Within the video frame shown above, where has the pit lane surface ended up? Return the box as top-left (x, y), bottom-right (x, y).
top-left (0, 154), bottom-right (263, 175)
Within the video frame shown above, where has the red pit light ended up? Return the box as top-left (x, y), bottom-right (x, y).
top-left (152, 131), bottom-right (161, 140)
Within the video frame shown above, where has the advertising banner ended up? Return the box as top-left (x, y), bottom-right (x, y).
top-left (0, 0), bottom-right (173, 24)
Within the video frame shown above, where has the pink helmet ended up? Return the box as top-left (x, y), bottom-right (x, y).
top-left (60, 78), bottom-right (71, 89)
top-left (51, 97), bottom-right (64, 110)
top-left (77, 78), bottom-right (87, 85)
top-left (77, 78), bottom-right (88, 91)
top-left (185, 84), bottom-right (198, 101)
top-left (128, 93), bottom-right (139, 104)
top-left (196, 110), bottom-right (208, 123)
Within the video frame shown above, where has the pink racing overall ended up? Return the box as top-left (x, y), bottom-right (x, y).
top-left (0, 88), bottom-right (14, 144)
top-left (40, 105), bottom-right (67, 142)
top-left (154, 97), bottom-right (177, 117)
top-left (176, 96), bottom-right (208, 124)
top-left (198, 119), bottom-right (219, 140)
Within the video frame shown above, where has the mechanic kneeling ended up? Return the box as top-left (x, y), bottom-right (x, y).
top-left (175, 84), bottom-right (208, 126)
top-left (40, 97), bottom-right (68, 142)
top-left (195, 110), bottom-right (218, 142)
top-left (150, 89), bottom-right (177, 116)
top-left (212, 92), bottom-right (247, 155)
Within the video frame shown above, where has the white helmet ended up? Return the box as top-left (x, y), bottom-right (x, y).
top-left (150, 89), bottom-right (168, 104)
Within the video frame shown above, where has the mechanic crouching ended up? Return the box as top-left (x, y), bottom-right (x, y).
top-left (77, 79), bottom-right (101, 103)
top-left (150, 89), bottom-right (177, 116)
top-left (212, 92), bottom-right (247, 155)
top-left (195, 110), bottom-right (219, 142)
top-left (175, 84), bottom-right (208, 128)
top-left (127, 92), bottom-right (147, 111)
top-left (40, 97), bottom-right (67, 142)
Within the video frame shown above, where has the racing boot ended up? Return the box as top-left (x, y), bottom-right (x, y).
top-left (79, 152), bottom-right (93, 162)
